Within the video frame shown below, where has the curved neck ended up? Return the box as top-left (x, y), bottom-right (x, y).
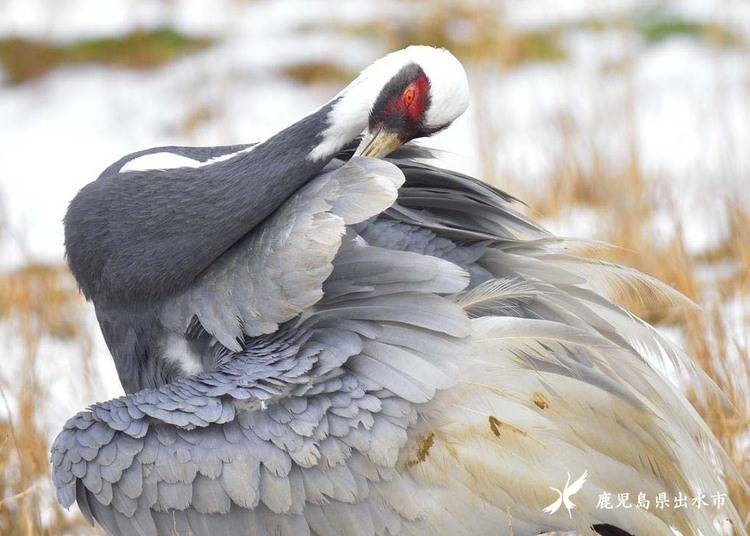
top-left (306, 73), bottom-right (383, 161)
top-left (66, 97), bottom-right (371, 307)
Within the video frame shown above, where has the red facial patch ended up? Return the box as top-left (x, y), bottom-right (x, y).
top-left (382, 73), bottom-right (429, 124)
top-left (401, 73), bottom-right (429, 121)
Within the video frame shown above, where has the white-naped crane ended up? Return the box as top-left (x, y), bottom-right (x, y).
top-left (52, 46), bottom-right (745, 536)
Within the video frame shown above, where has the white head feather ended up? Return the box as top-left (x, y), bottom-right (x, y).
top-left (309, 46), bottom-right (470, 160)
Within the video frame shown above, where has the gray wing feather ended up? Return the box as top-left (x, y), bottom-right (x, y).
top-left (52, 188), bottom-right (470, 535)
top-left (55, 150), bottom-right (727, 535)
top-left (161, 157), bottom-right (405, 351)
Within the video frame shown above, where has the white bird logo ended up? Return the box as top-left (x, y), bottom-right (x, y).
top-left (543, 471), bottom-right (588, 517)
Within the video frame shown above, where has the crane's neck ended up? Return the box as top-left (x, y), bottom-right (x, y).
top-left (254, 53), bottom-right (421, 164)
top-left (228, 79), bottom-right (376, 180)
top-left (67, 53), bottom-right (401, 308)
top-left (306, 80), bottom-right (376, 161)
top-left (66, 84), bottom-right (378, 307)
top-left (244, 71), bottom-right (380, 167)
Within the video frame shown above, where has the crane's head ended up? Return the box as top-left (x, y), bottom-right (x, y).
top-left (310, 46), bottom-right (469, 160)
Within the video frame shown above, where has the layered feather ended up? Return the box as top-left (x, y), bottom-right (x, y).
top-left (52, 148), bottom-right (745, 536)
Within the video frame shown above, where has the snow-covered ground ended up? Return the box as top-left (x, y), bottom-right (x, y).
top-left (0, 0), bottom-right (747, 439)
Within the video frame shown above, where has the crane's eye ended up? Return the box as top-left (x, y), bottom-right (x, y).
top-left (403, 87), bottom-right (416, 107)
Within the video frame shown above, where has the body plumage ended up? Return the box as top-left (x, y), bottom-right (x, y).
top-left (51, 46), bottom-right (745, 536)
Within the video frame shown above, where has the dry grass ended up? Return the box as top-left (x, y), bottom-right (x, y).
top-left (280, 61), bottom-right (357, 86)
top-left (297, 0), bottom-right (566, 76)
top-left (0, 28), bottom-right (212, 85)
top-left (0, 263), bottom-right (96, 535)
top-left (291, 1), bottom-right (740, 85)
top-left (685, 306), bottom-right (750, 525)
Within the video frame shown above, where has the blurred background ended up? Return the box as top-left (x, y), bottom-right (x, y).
top-left (0, 0), bottom-right (747, 534)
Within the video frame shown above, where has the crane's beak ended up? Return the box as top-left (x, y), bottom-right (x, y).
top-left (354, 128), bottom-right (403, 158)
